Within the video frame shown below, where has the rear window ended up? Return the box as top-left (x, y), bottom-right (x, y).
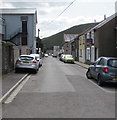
top-left (20, 56), bottom-right (34, 61)
top-left (108, 59), bottom-right (117, 68)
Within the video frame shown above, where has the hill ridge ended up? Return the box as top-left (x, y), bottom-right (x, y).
top-left (42, 23), bottom-right (98, 49)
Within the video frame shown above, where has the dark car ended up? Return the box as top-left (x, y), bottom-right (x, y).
top-left (86, 57), bottom-right (117, 86)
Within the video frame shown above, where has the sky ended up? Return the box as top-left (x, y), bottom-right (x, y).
top-left (0, 0), bottom-right (117, 38)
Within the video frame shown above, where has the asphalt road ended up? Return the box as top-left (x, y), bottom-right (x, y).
top-left (2, 56), bottom-right (116, 118)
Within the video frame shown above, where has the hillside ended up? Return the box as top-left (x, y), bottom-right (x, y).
top-left (42, 23), bottom-right (98, 50)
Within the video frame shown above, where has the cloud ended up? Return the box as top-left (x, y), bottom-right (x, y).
top-left (2, 0), bottom-right (73, 2)
top-left (1, 2), bottom-right (69, 15)
top-left (0, 3), bottom-right (15, 8)
top-left (1, 0), bottom-right (115, 38)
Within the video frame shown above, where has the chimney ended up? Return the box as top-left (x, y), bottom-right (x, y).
top-left (38, 29), bottom-right (40, 37)
top-left (104, 15), bottom-right (106, 20)
top-left (94, 20), bottom-right (96, 23)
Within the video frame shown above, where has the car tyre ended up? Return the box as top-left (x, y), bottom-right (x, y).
top-left (97, 75), bottom-right (103, 86)
top-left (15, 68), bottom-right (18, 73)
top-left (34, 69), bottom-right (37, 74)
top-left (86, 70), bottom-right (92, 79)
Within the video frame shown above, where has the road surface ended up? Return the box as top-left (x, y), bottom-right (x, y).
top-left (2, 57), bottom-right (116, 118)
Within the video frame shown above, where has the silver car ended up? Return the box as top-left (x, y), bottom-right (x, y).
top-left (15, 55), bottom-right (39, 73)
top-left (86, 57), bottom-right (117, 86)
top-left (30, 54), bottom-right (42, 67)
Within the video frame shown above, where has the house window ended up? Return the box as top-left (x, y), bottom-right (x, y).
top-left (86, 48), bottom-right (90, 60)
top-left (22, 20), bottom-right (27, 45)
top-left (91, 46), bottom-right (95, 62)
top-left (22, 21), bottom-right (27, 33)
top-left (87, 33), bottom-right (90, 39)
top-left (80, 49), bottom-right (82, 57)
top-left (79, 40), bottom-right (81, 45)
top-left (91, 31), bottom-right (94, 44)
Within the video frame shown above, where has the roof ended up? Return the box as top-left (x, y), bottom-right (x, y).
top-left (77, 13), bottom-right (116, 38)
top-left (0, 8), bottom-right (37, 15)
top-left (88, 13), bottom-right (117, 32)
top-left (0, 8), bottom-right (37, 23)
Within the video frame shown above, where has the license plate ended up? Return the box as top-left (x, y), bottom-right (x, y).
top-left (23, 61), bottom-right (29, 63)
top-left (113, 78), bottom-right (117, 81)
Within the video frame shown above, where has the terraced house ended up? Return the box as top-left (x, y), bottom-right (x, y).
top-left (85, 13), bottom-right (117, 64)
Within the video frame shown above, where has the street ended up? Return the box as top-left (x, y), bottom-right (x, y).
top-left (2, 56), bottom-right (116, 118)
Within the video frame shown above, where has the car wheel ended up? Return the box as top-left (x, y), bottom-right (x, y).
top-left (86, 70), bottom-right (92, 79)
top-left (15, 68), bottom-right (18, 73)
top-left (97, 75), bottom-right (103, 86)
top-left (34, 69), bottom-right (37, 74)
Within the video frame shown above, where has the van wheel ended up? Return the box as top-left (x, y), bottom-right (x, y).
top-left (97, 75), bottom-right (103, 86)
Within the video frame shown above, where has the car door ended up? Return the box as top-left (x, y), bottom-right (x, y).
top-left (90, 58), bottom-right (102, 79)
top-left (93, 58), bottom-right (105, 79)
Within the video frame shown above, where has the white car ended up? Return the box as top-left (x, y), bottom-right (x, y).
top-left (30, 54), bottom-right (42, 67)
top-left (44, 54), bottom-right (49, 57)
top-left (60, 54), bottom-right (66, 62)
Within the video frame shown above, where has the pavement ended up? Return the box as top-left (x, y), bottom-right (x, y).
top-left (1, 61), bottom-right (89, 100)
top-left (2, 71), bottom-right (27, 97)
top-left (74, 61), bottom-right (89, 69)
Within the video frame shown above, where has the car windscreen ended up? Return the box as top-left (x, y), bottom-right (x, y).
top-left (108, 59), bottom-right (117, 68)
top-left (20, 56), bottom-right (34, 61)
top-left (66, 55), bottom-right (73, 58)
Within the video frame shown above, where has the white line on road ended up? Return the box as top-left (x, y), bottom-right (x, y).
top-left (4, 75), bottom-right (31, 104)
top-left (0, 73), bottom-right (29, 104)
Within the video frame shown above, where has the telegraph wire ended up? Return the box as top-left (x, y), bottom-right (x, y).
top-left (49, 0), bottom-right (77, 24)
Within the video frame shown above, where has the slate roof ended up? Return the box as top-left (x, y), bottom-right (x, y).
top-left (88, 13), bottom-right (117, 32)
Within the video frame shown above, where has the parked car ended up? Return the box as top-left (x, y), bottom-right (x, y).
top-left (64, 54), bottom-right (74, 63)
top-left (59, 54), bottom-right (65, 61)
top-left (86, 57), bottom-right (117, 86)
top-left (30, 54), bottom-right (42, 67)
top-left (15, 55), bottom-right (39, 73)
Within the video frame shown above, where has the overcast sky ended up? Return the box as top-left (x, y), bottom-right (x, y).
top-left (0, 0), bottom-right (117, 38)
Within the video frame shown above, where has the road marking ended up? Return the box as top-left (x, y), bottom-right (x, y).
top-left (87, 79), bottom-right (116, 93)
top-left (4, 75), bottom-right (31, 104)
top-left (0, 73), bottom-right (29, 104)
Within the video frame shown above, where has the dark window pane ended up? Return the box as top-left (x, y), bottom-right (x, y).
top-left (22, 21), bottom-right (27, 33)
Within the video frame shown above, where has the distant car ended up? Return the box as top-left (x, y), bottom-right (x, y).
top-left (30, 54), bottom-right (42, 67)
top-left (86, 57), bottom-right (117, 86)
top-left (64, 54), bottom-right (74, 63)
top-left (53, 54), bottom-right (57, 57)
top-left (15, 55), bottom-right (39, 73)
top-left (44, 54), bottom-right (49, 57)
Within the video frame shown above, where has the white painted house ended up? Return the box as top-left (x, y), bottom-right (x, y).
top-left (0, 8), bottom-right (37, 54)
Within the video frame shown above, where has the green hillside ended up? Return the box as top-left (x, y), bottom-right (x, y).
top-left (42, 23), bottom-right (98, 50)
